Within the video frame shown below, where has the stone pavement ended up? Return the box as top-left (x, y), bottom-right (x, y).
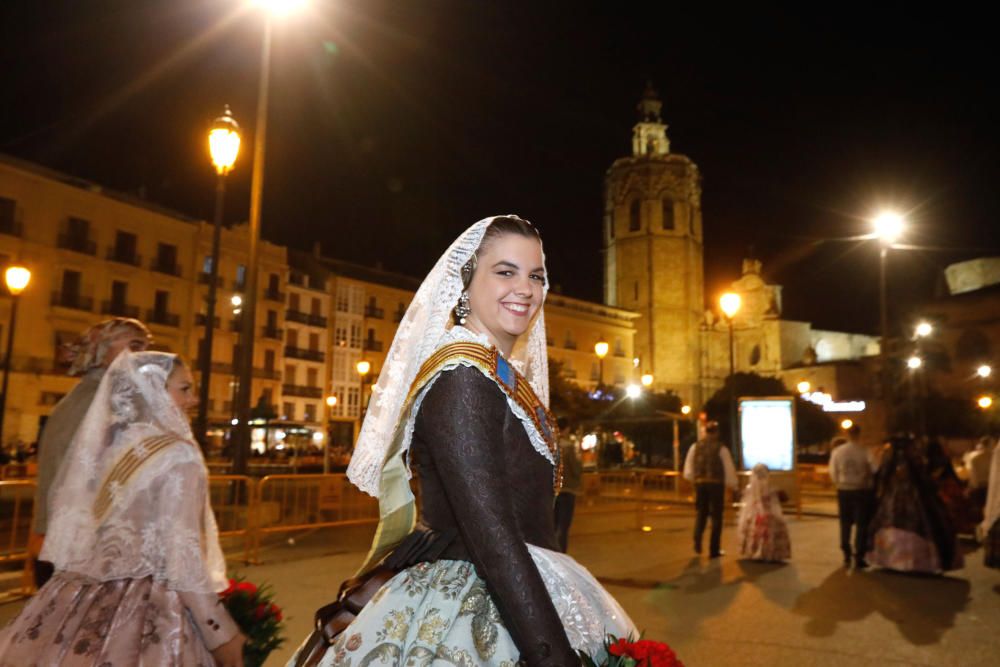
top-left (2, 508), bottom-right (997, 666)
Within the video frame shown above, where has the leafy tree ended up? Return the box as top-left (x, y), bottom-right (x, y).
top-left (703, 372), bottom-right (837, 447)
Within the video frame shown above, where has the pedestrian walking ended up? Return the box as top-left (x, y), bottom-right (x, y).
top-left (553, 416), bottom-right (583, 552)
top-left (683, 420), bottom-right (737, 558)
top-left (28, 317), bottom-right (151, 589)
top-left (737, 463), bottom-right (791, 561)
top-left (867, 436), bottom-right (963, 574)
top-left (828, 424), bottom-right (875, 568)
top-left (979, 437), bottom-right (1000, 568)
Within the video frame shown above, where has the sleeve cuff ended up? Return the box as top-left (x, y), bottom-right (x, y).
top-left (181, 591), bottom-right (241, 651)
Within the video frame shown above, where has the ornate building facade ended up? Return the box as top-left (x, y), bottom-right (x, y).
top-left (603, 83), bottom-right (705, 405)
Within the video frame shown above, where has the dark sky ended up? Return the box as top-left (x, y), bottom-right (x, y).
top-left (3, 1), bottom-right (998, 334)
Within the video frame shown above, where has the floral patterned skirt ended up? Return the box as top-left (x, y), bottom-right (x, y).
top-left (289, 545), bottom-right (636, 666)
top-left (0, 572), bottom-right (216, 667)
top-left (737, 511), bottom-right (791, 562)
top-left (867, 527), bottom-right (947, 573)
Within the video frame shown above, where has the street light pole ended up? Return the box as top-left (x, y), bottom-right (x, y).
top-left (720, 292), bottom-right (742, 469)
top-left (594, 340), bottom-right (609, 391)
top-left (197, 107), bottom-right (241, 450)
top-left (0, 266), bottom-right (31, 446)
top-left (234, 16), bottom-right (274, 476)
top-left (873, 210), bottom-right (904, 436)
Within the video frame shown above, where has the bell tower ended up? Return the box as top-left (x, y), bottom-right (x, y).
top-left (603, 82), bottom-right (705, 405)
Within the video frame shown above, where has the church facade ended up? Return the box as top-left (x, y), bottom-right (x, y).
top-left (603, 85), bottom-right (879, 410)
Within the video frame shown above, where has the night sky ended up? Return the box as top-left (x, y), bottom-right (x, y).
top-left (3, 1), bottom-right (998, 334)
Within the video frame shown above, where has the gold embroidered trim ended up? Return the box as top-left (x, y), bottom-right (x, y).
top-left (92, 435), bottom-right (180, 519)
top-left (408, 341), bottom-right (562, 492)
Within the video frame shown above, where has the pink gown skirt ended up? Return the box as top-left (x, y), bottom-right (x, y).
top-left (0, 572), bottom-right (216, 666)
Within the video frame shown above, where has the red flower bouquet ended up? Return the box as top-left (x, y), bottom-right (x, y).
top-left (219, 576), bottom-right (286, 667)
top-left (580, 634), bottom-right (685, 667)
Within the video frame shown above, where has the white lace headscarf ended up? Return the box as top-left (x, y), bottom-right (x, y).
top-left (41, 351), bottom-right (227, 593)
top-left (347, 215), bottom-right (550, 498)
top-left (738, 463), bottom-right (785, 523)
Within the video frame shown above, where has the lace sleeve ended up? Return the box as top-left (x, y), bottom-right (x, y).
top-left (416, 366), bottom-right (577, 666)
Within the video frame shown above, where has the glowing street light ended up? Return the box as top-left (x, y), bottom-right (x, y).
top-left (915, 321), bottom-right (933, 338)
top-left (641, 373), bottom-right (654, 387)
top-left (625, 384), bottom-right (641, 399)
top-left (873, 209), bottom-right (906, 432)
top-left (325, 395), bottom-right (338, 408)
top-left (840, 419), bottom-right (854, 430)
top-left (356, 360), bottom-right (371, 377)
top-left (252, 0), bottom-right (309, 16)
top-left (978, 395), bottom-right (994, 410)
top-left (594, 340), bottom-right (609, 389)
top-left (907, 356), bottom-right (923, 370)
top-left (0, 266), bottom-right (31, 443)
top-left (797, 381), bottom-right (811, 394)
top-left (197, 106), bottom-right (243, 447)
top-left (872, 210), bottom-right (905, 245)
top-left (680, 405), bottom-right (692, 415)
top-left (720, 292), bottom-right (742, 467)
top-left (977, 365), bottom-right (992, 379)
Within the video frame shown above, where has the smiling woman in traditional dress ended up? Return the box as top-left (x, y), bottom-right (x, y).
top-left (292, 216), bottom-right (635, 666)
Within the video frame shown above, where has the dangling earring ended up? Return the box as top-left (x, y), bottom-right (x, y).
top-left (454, 291), bottom-right (471, 325)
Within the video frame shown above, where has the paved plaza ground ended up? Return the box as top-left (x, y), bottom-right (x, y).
top-left (2, 506), bottom-right (997, 666)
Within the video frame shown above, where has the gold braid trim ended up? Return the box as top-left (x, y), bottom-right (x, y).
top-left (408, 341), bottom-right (562, 492)
top-left (92, 435), bottom-right (182, 519)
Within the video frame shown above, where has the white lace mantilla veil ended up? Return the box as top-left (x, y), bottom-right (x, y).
top-left (40, 351), bottom-right (227, 594)
top-left (347, 215), bottom-right (550, 507)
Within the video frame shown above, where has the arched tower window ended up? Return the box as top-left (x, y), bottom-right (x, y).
top-left (661, 199), bottom-right (674, 230)
top-left (629, 200), bottom-right (641, 231)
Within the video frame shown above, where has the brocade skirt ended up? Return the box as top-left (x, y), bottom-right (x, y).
top-left (289, 545), bottom-right (636, 666)
top-left (0, 572), bottom-right (217, 667)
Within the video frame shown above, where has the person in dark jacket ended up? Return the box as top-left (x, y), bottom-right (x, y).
top-left (553, 417), bottom-right (584, 552)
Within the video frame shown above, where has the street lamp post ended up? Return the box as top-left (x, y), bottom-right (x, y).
top-left (720, 292), bottom-right (742, 468)
top-left (873, 210), bottom-right (904, 435)
top-left (0, 266), bottom-right (31, 446)
top-left (323, 394), bottom-right (337, 474)
top-left (594, 340), bottom-right (609, 391)
top-left (197, 106), bottom-right (241, 450)
top-left (233, 0), bottom-right (309, 476)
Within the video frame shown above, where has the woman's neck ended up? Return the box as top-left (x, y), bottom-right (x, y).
top-left (461, 320), bottom-right (515, 358)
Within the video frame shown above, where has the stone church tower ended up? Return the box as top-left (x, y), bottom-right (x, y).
top-left (603, 83), bottom-right (705, 405)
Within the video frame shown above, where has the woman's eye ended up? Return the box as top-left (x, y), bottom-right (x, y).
top-left (496, 270), bottom-right (514, 277)
top-left (530, 274), bottom-right (544, 282)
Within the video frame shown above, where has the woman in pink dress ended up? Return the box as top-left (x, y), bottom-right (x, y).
top-left (737, 463), bottom-right (791, 561)
top-left (0, 351), bottom-right (246, 666)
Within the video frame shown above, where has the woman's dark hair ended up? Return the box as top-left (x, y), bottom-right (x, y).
top-left (461, 216), bottom-right (541, 289)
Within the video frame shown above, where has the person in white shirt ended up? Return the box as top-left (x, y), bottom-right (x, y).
top-left (828, 425), bottom-right (875, 568)
top-left (683, 421), bottom-right (738, 557)
top-left (965, 436), bottom-right (995, 510)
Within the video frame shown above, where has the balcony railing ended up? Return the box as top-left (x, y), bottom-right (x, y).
top-left (57, 234), bottom-right (97, 255)
top-left (105, 247), bottom-right (141, 267)
top-left (285, 310), bottom-right (328, 328)
top-left (151, 260), bottom-right (181, 277)
top-left (284, 346), bottom-right (325, 362)
top-left (195, 313), bottom-right (221, 328)
top-left (0, 221), bottom-right (22, 237)
top-left (146, 309), bottom-right (180, 327)
top-left (281, 384), bottom-right (323, 398)
top-left (198, 272), bottom-right (224, 287)
top-left (263, 287), bottom-right (285, 303)
top-left (364, 305), bottom-right (384, 319)
top-left (261, 326), bottom-right (284, 340)
top-left (50, 291), bottom-right (94, 312)
top-left (363, 339), bottom-right (384, 352)
top-left (253, 367), bottom-right (282, 380)
top-left (564, 341), bottom-right (578, 350)
top-left (101, 300), bottom-right (140, 318)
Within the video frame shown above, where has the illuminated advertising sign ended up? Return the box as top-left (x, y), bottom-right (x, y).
top-left (739, 397), bottom-right (796, 471)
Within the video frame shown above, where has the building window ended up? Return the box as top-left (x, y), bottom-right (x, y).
top-left (283, 402), bottom-right (295, 420)
top-left (564, 331), bottom-right (577, 350)
top-left (661, 199), bottom-right (674, 230)
top-left (235, 264), bottom-right (247, 289)
top-left (61, 270), bottom-right (82, 299)
top-left (287, 329), bottom-right (298, 348)
top-left (289, 292), bottom-right (300, 311)
top-left (629, 200), bottom-right (641, 232)
top-left (311, 297), bottom-right (321, 316)
top-left (334, 326), bottom-right (347, 347)
top-left (202, 255), bottom-right (213, 274)
top-left (305, 368), bottom-right (318, 387)
top-left (304, 404), bottom-right (317, 422)
top-left (155, 243), bottom-right (178, 274)
top-left (264, 349), bottom-right (275, 371)
top-left (0, 197), bottom-right (17, 236)
top-left (349, 324), bottom-right (362, 348)
top-left (113, 231), bottom-right (138, 263)
top-left (309, 332), bottom-right (320, 351)
top-left (285, 364), bottom-right (296, 384)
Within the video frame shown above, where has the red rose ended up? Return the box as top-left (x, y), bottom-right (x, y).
top-left (608, 637), bottom-right (630, 657)
top-left (235, 581), bottom-right (258, 596)
top-left (269, 603), bottom-right (283, 622)
top-left (220, 578), bottom-right (237, 597)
